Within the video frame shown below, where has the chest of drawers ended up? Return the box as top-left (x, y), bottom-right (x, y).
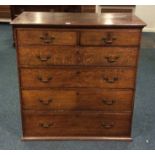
top-left (11, 12), bottom-right (145, 140)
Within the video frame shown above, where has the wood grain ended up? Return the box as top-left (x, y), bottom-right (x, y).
top-left (18, 46), bottom-right (77, 66)
top-left (20, 68), bottom-right (136, 89)
top-left (12, 12), bottom-right (145, 140)
top-left (80, 47), bottom-right (138, 66)
top-left (17, 29), bottom-right (77, 46)
top-left (18, 46), bottom-right (138, 67)
top-left (22, 89), bottom-right (133, 111)
top-left (23, 111), bottom-right (131, 137)
top-left (80, 29), bottom-right (141, 46)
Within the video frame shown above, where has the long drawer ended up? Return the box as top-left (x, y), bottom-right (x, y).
top-left (20, 68), bottom-right (135, 89)
top-left (22, 89), bottom-right (133, 111)
top-left (23, 111), bottom-right (131, 137)
top-left (80, 29), bottom-right (141, 46)
top-left (17, 29), bottom-right (77, 46)
top-left (18, 46), bottom-right (138, 67)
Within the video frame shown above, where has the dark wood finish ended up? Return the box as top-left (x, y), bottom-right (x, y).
top-left (101, 8), bottom-right (133, 13)
top-left (81, 6), bottom-right (96, 13)
top-left (100, 5), bottom-right (135, 13)
top-left (11, 12), bottom-right (145, 140)
top-left (11, 12), bottom-right (146, 28)
top-left (22, 89), bottom-right (133, 111)
top-left (18, 46), bottom-right (138, 67)
top-left (10, 5), bottom-right (96, 20)
top-left (23, 111), bottom-right (131, 137)
top-left (0, 5), bottom-right (11, 19)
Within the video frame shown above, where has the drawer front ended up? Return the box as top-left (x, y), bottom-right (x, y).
top-left (80, 47), bottom-right (138, 66)
top-left (17, 29), bottom-right (77, 46)
top-left (80, 29), bottom-right (141, 46)
top-left (18, 46), bottom-right (138, 67)
top-left (21, 68), bottom-right (135, 89)
top-left (22, 89), bottom-right (77, 110)
top-left (18, 46), bottom-right (77, 66)
top-left (22, 89), bottom-right (133, 111)
top-left (23, 111), bottom-right (131, 137)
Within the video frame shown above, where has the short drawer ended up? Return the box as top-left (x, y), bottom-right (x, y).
top-left (23, 111), bottom-right (131, 137)
top-left (80, 29), bottom-right (141, 46)
top-left (22, 89), bottom-right (133, 111)
top-left (18, 46), bottom-right (138, 67)
top-left (20, 68), bottom-right (135, 89)
top-left (17, 29), bottom-right (77, 46)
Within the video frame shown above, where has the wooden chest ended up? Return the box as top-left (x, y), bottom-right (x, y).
top-left (11, 12), bottom-right (145, 140)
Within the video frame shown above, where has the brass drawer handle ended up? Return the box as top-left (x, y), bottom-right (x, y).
top-left (102, 99), bottom-right (115, 105)
top-left (102, 32), bottom-right (116, 45)
top-left (103, 77), bottom-right (118, 83)
top-left (37, 55), bottom-right (51, 62)
top-left (38, 99), bottom-right (53, 105)
top-left (40, 33), bottom-right (55, 44)
top-left (37, 76), bottom-right (53, 83)
top-left (105, 56), bottom-right (120, 63)
top-left (39, 122), bottom-right (53, 128)
top-left (102, 122), bottom-right (114, 129)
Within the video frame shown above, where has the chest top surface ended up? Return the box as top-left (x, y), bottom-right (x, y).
top-left (11, 12), bottom-right (146, 28)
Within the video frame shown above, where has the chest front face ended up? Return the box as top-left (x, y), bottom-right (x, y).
top-left (12, 12), bottom-right (145, 140)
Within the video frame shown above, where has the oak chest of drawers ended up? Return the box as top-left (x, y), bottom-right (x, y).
top-left (11, 12), bottom-right (145, 140)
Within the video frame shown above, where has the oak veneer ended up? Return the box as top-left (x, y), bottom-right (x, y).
top-left (17, 30), bottom-right (77, 46)
top-left (11, 12), bottom-right (146, 140)
top-left (80, 29), bottom-right (141, 46)
top-left (20, 68), bottom-right (136, 89)
top-left (18, 46), bottom-right (138, 67)
top-left (22, 89), bottom-right (133, 111)
top-left (23, 111), bottom-right (131, 137)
